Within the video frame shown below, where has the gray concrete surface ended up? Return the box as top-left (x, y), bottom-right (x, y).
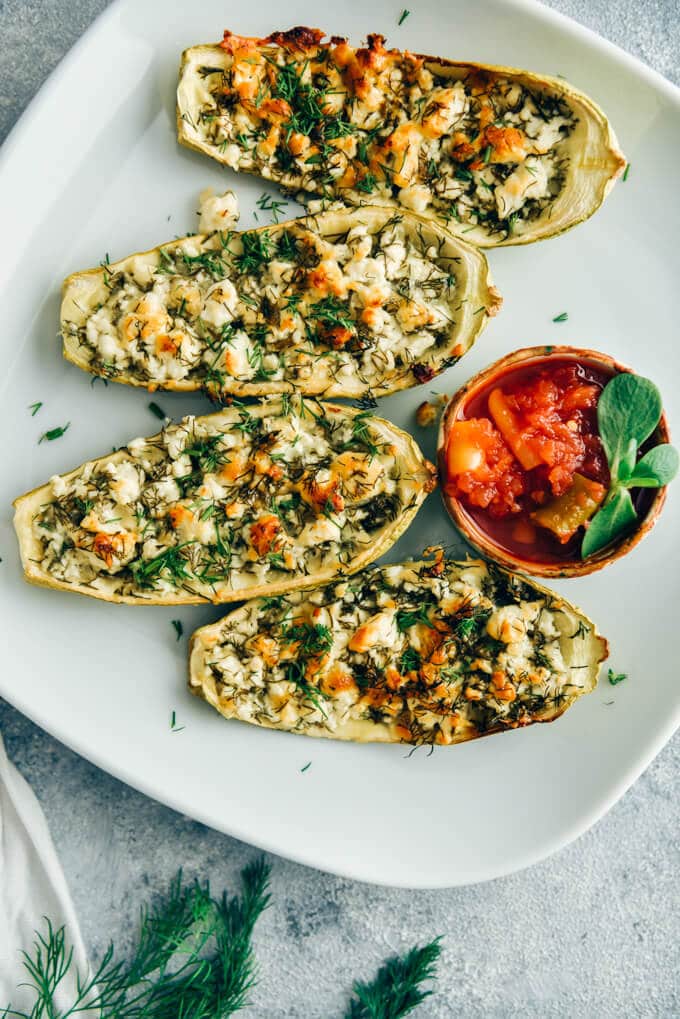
top-left (1, 1), bottom-right (678, 1015)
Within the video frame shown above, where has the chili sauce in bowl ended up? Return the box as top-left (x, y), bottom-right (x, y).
top-left (437, 346), bottom-right (669, 577)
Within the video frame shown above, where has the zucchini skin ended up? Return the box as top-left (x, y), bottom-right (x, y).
top-left (177, 29), bottom-right (625, 248)
top-left (13, 400), bottom-right (436, 606)
top-left (189, 557), bottom-right (608, 745)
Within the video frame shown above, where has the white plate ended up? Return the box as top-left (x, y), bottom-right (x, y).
top-left (1, 0), bottom-right (678, 889)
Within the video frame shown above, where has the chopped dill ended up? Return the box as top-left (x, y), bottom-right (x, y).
top-left (149, 401), bottom-right (168, 421)
top-left (171, 619), bottom-right (184, 641)
top-left (28, 401), bottom-right (43, 416)
top-left (39, 423), bottom-right (70, 444)
top-left (552, 311), bottom-right (568, 323)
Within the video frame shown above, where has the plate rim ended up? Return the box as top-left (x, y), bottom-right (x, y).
top-left (1, 0), bottom-right (678, 889)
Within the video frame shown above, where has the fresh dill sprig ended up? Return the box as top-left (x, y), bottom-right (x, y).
top-left (256, 192), bottom-right (289, 224)
top-left (2, 861), bottom-right (271, 1019)
top-left (280, 621), bottom-right (333, 656)
top-left (345, 937), bottom-right (442, 1019)
top-left (235, 231), bottom-right (274, 274)
top-left (552, 311), bottom-right (568, 323)
top-left (396, 605), bottom-right (434, 632)
top-left (398, 9), bottom-right (410, 25)
top-left (608, 668), bottom-right (627, 685)
top-left (28, 401), bottom-right (43, 416)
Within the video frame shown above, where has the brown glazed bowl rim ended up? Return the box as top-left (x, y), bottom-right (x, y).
top-left (437, 345), bottom-right (670, 579)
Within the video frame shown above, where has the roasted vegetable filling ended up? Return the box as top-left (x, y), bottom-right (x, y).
top-left (27, 401), bottom-right (432, 601)
top-left (62, 212), bottom-right (478, 396)
top-left (190, 559), bottom-right (602, 744)
top-left (186, 29), bottom-right (577, 241)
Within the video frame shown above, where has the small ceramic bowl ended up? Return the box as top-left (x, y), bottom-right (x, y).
top-left (437, 345), bottom-right (670, 578)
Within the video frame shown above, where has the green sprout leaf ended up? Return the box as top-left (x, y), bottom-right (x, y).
top-left (625, 444), bottom-right (679, 488)
top-left (582, 373), bottom-right (677, 559)
top-left (581, 487), bottom-right (637, 558)
top-left (596, 374), bottom-right (662, 476)
top-left (608, 669), bottom-right (627, 685)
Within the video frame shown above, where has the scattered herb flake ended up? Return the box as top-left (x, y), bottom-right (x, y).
top-left (552, 311), bottom-right (568, 323)
top-left (608, 669), bottom-right (627, 686)
top-left (623, 162), bottom-right (631, 181)
top-left (398, 8), bottom-right (410, 25)
top-left (28, 401), bottom-right (43, 416)
top-left (171, 620), bottom-right (184, 641)
top-left (149, 401), bottom-right (168, 421)
top-left (301, 761), bottom-right (312, 773)
top-left (255, 192), bottom-right (289, 224)
top-left (39, 423), bottom-right (70, 444)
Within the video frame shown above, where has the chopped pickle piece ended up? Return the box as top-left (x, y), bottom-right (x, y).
top-left (531, 473), bottom-right (606, 543)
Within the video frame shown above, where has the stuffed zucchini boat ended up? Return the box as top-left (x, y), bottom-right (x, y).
top-left (13, 399), bottom-right (435, 606)
top-left (177, 27), bottom-right (625, 248)
top-left (189, 554), bottom-right (608, 744)
top-left (61, 205), bottom-right (499, 399)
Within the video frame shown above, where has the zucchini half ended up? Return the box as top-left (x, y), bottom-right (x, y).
top-left (177, 28), bottom-right (625, 248)
top-left (13, 399), bottom-right (436, 606)
top-left (189, 556), bottom-right (608, 744)
top-left (61, 205), bottom-right (499, 399)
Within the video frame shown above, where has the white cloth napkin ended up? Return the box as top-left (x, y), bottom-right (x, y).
top-left (0, 734), bottom-right (91, 1014)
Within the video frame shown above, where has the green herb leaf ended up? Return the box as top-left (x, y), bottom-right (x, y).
top-left (608, 668), bottom-right (627, 685)
top-left (171, 619), bottom-right (184, 641)
top-left (39, 423), bottom-right (70, 444)
top-left (345, 937), bottom-right (442, 1019)
top-left (28, 401), bottom-right (43, 416)
top-left (581, 487), bottom-right (637, 558)
top-left (398, 8), bottom-right (410, 25)
top-left (552, 311), bottom-right (568, 323)
top-left (597, 374), bottom-right (662, 476)
top-left (301, 761), bottom-right (312, 773)
top-left (623, 162), bottom-right (631, 181)
top-left (625, 444), bottom-right (679, 488)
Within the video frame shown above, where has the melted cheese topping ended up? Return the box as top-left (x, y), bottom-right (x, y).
top-left (18, 400), bottom-right (435, 604)
top-left (62, 207), bottom-right (494, 397)
top-left (179, 29), bottom-right (577, 243)
top-left (190, 558), bottom-right (606, 744)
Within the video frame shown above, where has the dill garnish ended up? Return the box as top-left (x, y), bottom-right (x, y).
top-left (300, 761), bottom-right (312, 773)
top-left (346, 937), bottom-right (442, 1019)
top-left (283, 660), bottom-right (329, 718)
top-left (149, 401), bottom-right (167, 421)
top-left (552, 311), bottom-right (568, 322)
top-left (399, 646), bottom-right (422, 673)
top-left (39, 423), bottom-right (70, 444)
top-left (398, 9), bottom-right (410, 25)
top-left (2, 861), bottom-right (271, 1019)
top-left (131, 542), bottom-right (196, 588)
top-left (623, 162), bottom-right (631, 181)
top-left (171, 619), bottom-right (184, 641)
top-left (396, 605), bottom-right (434, 632)
top-left (28, 401), bottom-right (43, 416)
top-left (281, 621), bottom-right (333, 656)
top-left (255, 193), bottom-right (289, 224)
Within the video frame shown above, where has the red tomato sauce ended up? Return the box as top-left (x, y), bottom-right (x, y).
top-left (444, 358), bottom-right (615, 562)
